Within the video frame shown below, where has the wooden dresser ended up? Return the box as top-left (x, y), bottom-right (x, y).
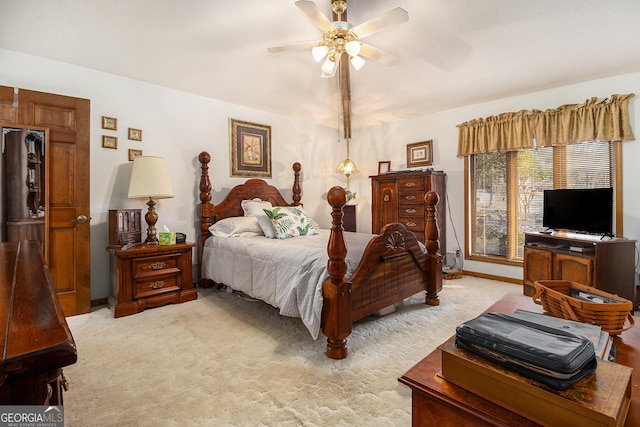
top-left (371, 170), bottom-right (446, 254)
top-left (108, 242), bottom-right (197, 317)
top-left (0, 241), bottom-right (77, 404)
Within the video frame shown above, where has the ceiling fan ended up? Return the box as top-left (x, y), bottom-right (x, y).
top-left (268, 0), bottom-right (409, 78)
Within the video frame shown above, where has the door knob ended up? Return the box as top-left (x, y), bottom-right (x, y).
top-left (73, 214), bottom-right (88, 224)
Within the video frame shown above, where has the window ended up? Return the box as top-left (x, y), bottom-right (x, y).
top-left (466, 141), bottom-right (619, 264)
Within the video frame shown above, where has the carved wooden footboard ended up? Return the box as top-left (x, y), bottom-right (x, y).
top-left (322, 187), bottom-right (442, 359)
top-left (197, 152), bottom-right (443, 360)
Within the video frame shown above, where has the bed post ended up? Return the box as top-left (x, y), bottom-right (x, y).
top-left (198, 152), bottom-right (215, 282)
top-left (292, 162), bottom-right (302, 206)
top-left (322, 186), bottom-right (352, 359)
top-left (424, 191), bottom-right (443, 306)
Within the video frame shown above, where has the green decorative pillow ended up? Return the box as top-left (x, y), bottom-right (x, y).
top-left (263, 207), bottom-right (317, 239)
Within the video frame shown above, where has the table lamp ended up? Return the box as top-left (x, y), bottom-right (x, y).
top-left (128, 156), bottom-right (174, 245)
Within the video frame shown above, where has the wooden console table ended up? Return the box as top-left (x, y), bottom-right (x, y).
top-left (399, 294), bottom-right (639, 426)
top-left (0, 241), bottom-right (77, 404)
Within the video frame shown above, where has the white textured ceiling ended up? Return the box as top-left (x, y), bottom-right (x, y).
top-left (1, 0), bottom-right (639, 131)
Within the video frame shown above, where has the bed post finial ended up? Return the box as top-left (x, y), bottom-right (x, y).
top-left (424, 191), bottom-right (443, 305)
top-left (198, 152), bottom-right (214, 282)
top-left (322, 186), bottom-right (352, 359)
top-left (292, 162), bottom-right (302, 206)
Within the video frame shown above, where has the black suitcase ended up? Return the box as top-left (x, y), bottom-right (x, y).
top-left (455, 312), bottom-right (597, 390)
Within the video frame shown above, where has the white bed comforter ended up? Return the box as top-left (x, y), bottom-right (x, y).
top-left (201, 229), bottom-right (375, 339)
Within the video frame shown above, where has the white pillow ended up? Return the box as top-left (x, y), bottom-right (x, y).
top-left (256, 214), bottom-right (278, 238)
top-left (263, 206), bottom-right (318, 239)
top-left (241, 198), bottom-right (273, 217)
top-left (209, 216), bottom-right (263, 237)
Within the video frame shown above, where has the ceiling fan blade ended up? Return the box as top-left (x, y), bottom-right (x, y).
top-left (268, 41), bottom-right (321, 54)
top-left (295, 0), bottom-right (334, 32)
top-left (351, 7), bottom-right (409, 39)
top-left (359, 43), bottom-right (399, 66)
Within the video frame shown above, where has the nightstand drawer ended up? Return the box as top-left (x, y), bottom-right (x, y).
top-left (134, 275), bottom-right (180, 299)
top-left (133, 254), bottom-right (180, 278)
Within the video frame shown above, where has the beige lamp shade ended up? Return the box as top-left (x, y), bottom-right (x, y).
top-left (128, 156), bottom-right (174, 199)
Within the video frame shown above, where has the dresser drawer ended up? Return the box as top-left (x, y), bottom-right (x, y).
top-left (399, 205), bottom-right (423, 217)
top-left (399, 217), bottom-right (425, 232)
top-left (398, 191), bottom-right (425, 204)
top-left (132, 254), bottom-right (180, 278)
top-left (398, 178), bottom-right (424, 191)
top-left (134, 274), bottom-right (180, 299)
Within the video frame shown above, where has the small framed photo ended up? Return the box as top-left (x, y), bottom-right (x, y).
top-left (102, 135), bottom-right (118, 149)
top-left (406, 140), bottom-right (433, 168)
top-left (128, 149), bottom-right (143, 161)
top-left (378, 161), bottom-right (391, 174)
top-left (102, 116), bottom-right (118, 130)
top-left (128, 128), bottom-right (142, 141)
top-left (230, 118), bottom-right (272, 177)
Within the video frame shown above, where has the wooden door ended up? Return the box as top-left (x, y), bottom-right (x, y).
top-left (0, 86), bottom-right (90, 316)
top-left (522, 246), bottom-right (553, 295)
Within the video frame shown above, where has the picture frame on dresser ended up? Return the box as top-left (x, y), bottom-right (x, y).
top-left (378, 161), bottom-right (391, 174)
top-left (407, 140), bottom-right (433, 168)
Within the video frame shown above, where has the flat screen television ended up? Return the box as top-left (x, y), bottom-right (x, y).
top-left (542, 188), bottom-right (613, 235)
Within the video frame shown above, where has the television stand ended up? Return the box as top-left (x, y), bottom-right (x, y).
top-left (523, 231), bottom-right (637, 308)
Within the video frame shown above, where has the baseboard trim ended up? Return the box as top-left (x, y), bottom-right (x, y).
top-left (91, 297), bottom-right (108, 308)
top-left (461, 270), bottom-right (523, 286)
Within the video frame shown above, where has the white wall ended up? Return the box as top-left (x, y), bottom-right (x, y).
top-left (2, 48), bottom-right (638, 299)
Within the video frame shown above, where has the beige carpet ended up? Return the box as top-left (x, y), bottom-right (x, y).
top-left (64, 277), bottom-right (520, 426)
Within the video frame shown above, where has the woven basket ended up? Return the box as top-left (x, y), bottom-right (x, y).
top-left (532, 280), bottom-right (634, 335)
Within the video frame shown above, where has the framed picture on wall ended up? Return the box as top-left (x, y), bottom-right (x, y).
top-left (128, 149), bottom-right (142, 161)
top-left (102, 116), bottom-right (118, 131)
top-left (229, 118), bottom-right (272, 177)
top-left (406, 140), bottom-right (433, 168)
top-left (128, 128), bottom-right (142, 141)
top-left (102, 135), bottom-right (118, 149)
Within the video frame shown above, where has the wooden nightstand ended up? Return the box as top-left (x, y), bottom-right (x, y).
top-left (107, 242), bottom-right (197, 318)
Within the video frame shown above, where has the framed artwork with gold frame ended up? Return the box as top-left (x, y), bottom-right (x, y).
top-left (406, 140), bottom-right (433, 168)
top-left (128, 149), bottom-right (142, 161)
top-left (128, 128), bottom-right (142, 141)
top-left (102, 116), bottom-right (117, 130)
top-left (229, 118), bottom-right (271, 177)
top-left (102, 135), bottom-right (118, 149)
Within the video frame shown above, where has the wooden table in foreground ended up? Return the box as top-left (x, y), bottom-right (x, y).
top-left (0, 241), bottom-right (77, 404)
top-left (399, 294), bottom-right (639, 426)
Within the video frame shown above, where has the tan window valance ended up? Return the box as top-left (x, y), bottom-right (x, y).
top-left (457, 93), bottom-right (635, 157)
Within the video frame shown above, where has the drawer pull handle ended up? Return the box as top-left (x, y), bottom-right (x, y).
top-left (404, 182), bottom-right (416, 187)
top-left (383, 195), bottom-right (390, 202)
top-left (406, 222), bottom-right (417, 227)
top-left (405, 195), bottom-right (416, 201)
top-left (149, 281), bottom-right (165, 289)
top-left (150, 262), bottom-right (166, 270)
top-left (405, 208), bottom-right (417, 214)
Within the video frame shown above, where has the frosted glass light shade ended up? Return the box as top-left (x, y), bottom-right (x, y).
top-left (349, 55), bottom-right (365, 71)
top-left (312, 45), bottom-right (329, 62)
top-left (345, 40), bottom-right (361, 56)
top-left (128, 156), bottom-right (174, 199)
top-left (321, 57), bottom-right (336, 75)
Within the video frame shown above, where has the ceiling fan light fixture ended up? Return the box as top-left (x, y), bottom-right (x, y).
top-left (345, 40), bottom-right (361, 56)
top-left (349, 55), bottom-right (365, 71)
top-left (312, 45), bottom-right (329, 62)
top-left (321, 56), bottom-right (336, 75)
